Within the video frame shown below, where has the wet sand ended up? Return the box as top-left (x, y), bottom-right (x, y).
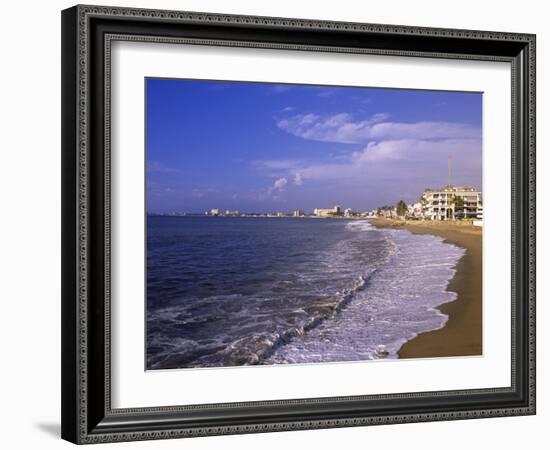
top-left (370, 218), bottom-right (482, 358)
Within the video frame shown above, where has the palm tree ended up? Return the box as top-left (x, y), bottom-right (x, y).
top-left (449, 195), bottom-right (464, 220)
top-left (396, 200), bottom-right (408, 217)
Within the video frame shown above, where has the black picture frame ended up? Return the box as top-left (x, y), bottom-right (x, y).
top-left (61, 4), bottom-right (536, 444)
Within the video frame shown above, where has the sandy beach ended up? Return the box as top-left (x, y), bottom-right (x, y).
top-left (370, 218), bottom-right (482, 359)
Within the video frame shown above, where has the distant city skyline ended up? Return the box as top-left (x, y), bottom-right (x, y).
top-left (146, 78), bottom-right (482, 214)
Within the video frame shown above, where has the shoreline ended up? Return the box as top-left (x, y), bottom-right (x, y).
top-left (370, 218), bottom-right (482, 359)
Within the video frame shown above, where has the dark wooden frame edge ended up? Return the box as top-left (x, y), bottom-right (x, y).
top-left (61, 4), bottom-right (536, 444)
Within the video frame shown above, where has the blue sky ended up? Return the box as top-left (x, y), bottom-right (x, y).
top-left (146, 78), bottom-right (482, 213)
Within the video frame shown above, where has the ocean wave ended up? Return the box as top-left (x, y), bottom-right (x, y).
top-left (147, 272), bottom-right (374, 368)
top-left (146, 217), bottom-right (464, 369)
top-left (344, 219), bottom-right (375, 232)
top-left (264, 227), bottom-right (465, 364)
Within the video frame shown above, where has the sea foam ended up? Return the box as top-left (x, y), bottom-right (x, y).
top-left (146, 217), bottom-right (464, 369)
top-left (264, 221), bottom-right (465, 364)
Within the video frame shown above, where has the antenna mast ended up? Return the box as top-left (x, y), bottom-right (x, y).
top-left (447, 155), bottom-right (452, 188)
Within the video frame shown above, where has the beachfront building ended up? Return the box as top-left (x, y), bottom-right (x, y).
top-left (314, 205), bottom-right (341, 217)
top-left (224, 209), bottom-right (240, 216)
top-left (293, 209), bottom-right (305, 217)
top-left (421, 186), bottom-right (482, 221)
top-left (367, 209), bottom-right (378, 217)
top-left (377, 207), bottom-right (397, 219)
top-left (407, 202), bottom-right (423, 219)
top-left (476, 205), bottom-right (483, 220)
top-left (210, 208), bottom-right (220, 216)
top-left (344, 208), bottom-right (356, 217)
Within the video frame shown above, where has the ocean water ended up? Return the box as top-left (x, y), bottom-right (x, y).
top-left (146, 216), bottom-right (464, 370)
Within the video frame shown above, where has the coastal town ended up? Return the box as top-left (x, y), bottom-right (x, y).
top-left (157, 184), bottom-right (483, 225)
top-left (156, 157), bottom-right (483, 225)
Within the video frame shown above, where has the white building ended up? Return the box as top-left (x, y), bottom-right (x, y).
top-left (476, 205), bottom-right (483, 220)
top-left (314, 205), bottom-right (341, 217)
top-left (377, 207), bottom-right (397, 219)
top-left (422, 186), bottom-right (482, 221)
top-left (210, 208), bottom-right (220, 216)
top-left (292, 209), bottom-right (305, 217)
top-left (407, 202), bottom-right (423, 218)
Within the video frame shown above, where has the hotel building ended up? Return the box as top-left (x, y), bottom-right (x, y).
top-left (422, 186), bottom-right (482, 221)
top-left (313, 205), bottom-right (341, 217)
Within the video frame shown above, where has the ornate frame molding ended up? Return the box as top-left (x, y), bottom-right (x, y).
top-left (61, 5), bottom-right (536, 444)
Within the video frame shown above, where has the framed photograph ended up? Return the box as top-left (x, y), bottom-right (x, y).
top-left (61, 5), bottom-right (536, 444)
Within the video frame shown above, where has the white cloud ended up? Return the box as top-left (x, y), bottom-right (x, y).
top-left (354, 139), bottom-right (479, 163)
top-left (273, 177), bottom-right (288, 190)
top-left (276, 112), bottom-right (480, 145)
top-left (251, 111), bottom-right (481, 202)
top-left (251, 138), bottom-right (481, 186)
top-left (267, 177), bottom-right (288, 196)
top-left (369, 122), bottom-right (480, 140)
top-left (294, 138), bottom-right (481, 182)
